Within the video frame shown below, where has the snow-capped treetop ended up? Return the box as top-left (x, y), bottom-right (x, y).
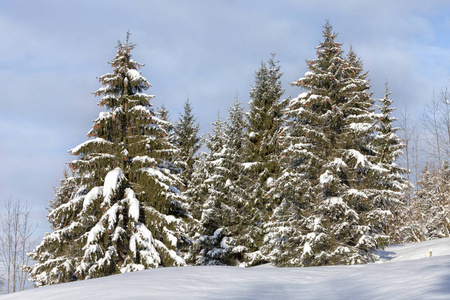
top-left (174, 98), bottom-right (202, 185)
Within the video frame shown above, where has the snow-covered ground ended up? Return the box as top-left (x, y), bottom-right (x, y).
top-left (3, 238), bottom-right (450, 299)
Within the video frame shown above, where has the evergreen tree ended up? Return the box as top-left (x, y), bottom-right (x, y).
top-left (226, 96), bottom-right (266, 266)
top-left (228, 94), bottom-right (246, 155)
top-left (197, 114), bottom-right (231, 265)
top-left (372, 83), bottom-right (409, 243)
top-left (244, 54), bottom-right (285, 218)
top-left (155, 104), bottom-right (183, 172)
top-left (28, 34), bottom-right (187, 286)
top-left (197, 98), bottom-right (266, 266)
top-left (265, 21), bottom-right (391, 266)
top-left (184, 151), bottom-right (209, 223)
top-left (25, 173), bottom-right (87, 286)
top-left (174, 99), bottom-right (202, 186)
top-left (156, 104), bottom-right (174, 141)
top-left (374, 83), bottom-right (404, 166)
top-left (49, 169), bottom-right (79, 210)
top-left (183, 152), bottom-right (208, 265)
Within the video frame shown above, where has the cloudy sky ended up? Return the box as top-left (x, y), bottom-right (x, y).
top-left (0, 0), bottom-right (449, 236)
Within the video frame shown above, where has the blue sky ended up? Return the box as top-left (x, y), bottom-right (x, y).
top-left (0, 0), bottom-right (449, 236)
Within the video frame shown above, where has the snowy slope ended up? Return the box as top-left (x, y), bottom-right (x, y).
top-left (4, 238), bottom-right (450, 300)
top-left (376, 237), bottom-right (448, 262)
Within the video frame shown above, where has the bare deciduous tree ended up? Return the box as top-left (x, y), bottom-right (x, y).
top-left (438, 88), bottom-right (450, 158)
top-left (399, 86), bottom-right (450, 243)
top-left (422, 93), bottom-right (442, 167)
top-left (398, 105), bottom-right (426, 242)
top-left (422, 88), bottom-right (450, 167)
top-left (0, 198), bottom-right (37, 294)
top-left (399, 105), bottom-right (418, 196)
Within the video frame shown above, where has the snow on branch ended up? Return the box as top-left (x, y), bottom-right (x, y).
top-left (103, 168), bottom-right (126, 205)
top-left (70, 138), bottom-right (113, 155)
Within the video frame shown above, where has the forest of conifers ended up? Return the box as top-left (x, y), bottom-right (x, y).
top-left (24, 22), bottom-right (450, 287)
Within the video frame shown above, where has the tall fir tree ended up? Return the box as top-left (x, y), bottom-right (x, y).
top-left (183, 151), bottom-right (208, 265)
top-left (196, 98), bottom-right (266, 266)
top-left (174, 99), bottom-right (202, 186)
top-left (225, 96), bottom-right (266, 266)
top-left (265, 21), bottom-right (392, 266)
top-left (372, 82), bottom-right (408, 243)
top-left (28, 34), bottom-right (188, 286)
top-left (244, 54), bottom-right (285, 217)
top-left (196, 114), bottom-right (231, 265)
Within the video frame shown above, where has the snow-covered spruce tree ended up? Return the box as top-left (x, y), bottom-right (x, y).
top-left (156, 104), bottom-right (174, 141)
top-left (183, 152), bottom-right (208, 265)
top-left (228, 95), bottom-right (246, 160)
top-left (174, 100), bottom-right (203, 264)
top-left (23, 169), bottom-right (84, 286)
top-left (224, 96), bottom-right (267, 266)
top-left (196, 114), bottom-right (231, 265)
top-left (261, 103), bottom-right (313, 266)
top-left (415, 162), bottom-right (450, 239)
top-left (49, 169), bottom-right (79, 210)
top-left (174, 99), bottom-right (202, 186)
top-left (155, 104), bottom-right (183, 170)
top-left (265, 22), bottom-right (391, 266)
top-left (197, 99), bottom-right (266, 266)
top-left (184, 152), bottom-right (209, 223)
top-left (244, 54), bottom-right (285, 217)
top-left (372, 82), bottom-right (408, 243)
top-left (28, 34), bottom-right (187, 286)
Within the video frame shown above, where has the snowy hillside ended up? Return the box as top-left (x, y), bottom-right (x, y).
top-left (4, 238), bottom-right (450, 300)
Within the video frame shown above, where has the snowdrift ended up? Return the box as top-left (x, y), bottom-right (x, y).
top-left (4, 238), bottom-right (450, 299)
